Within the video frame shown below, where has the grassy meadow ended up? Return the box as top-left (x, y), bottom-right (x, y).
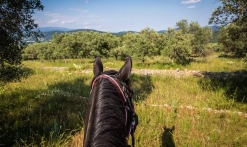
top-left (0, 55), bottom-right (247, 146)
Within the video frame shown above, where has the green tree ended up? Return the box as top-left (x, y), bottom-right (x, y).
top-left (165, 28), bottom-right (176, 41)
top-left (118, 32), bottom-right (138, 59)
top-left (76, 31), bottom-right (94, 58)
top-left (0, 0), bottom-right (44, 68)
top-left (90, 32), bottom-right (118, 58)
top-left (189, 21), bottom-right (201, 34)
top-left (23, 42), bottom-right (41, 60)
top-left (110, 46), bottom-right (128, 60)
top-left (190, 22), bottom-right (213, 57)
top-left (162, 30), bottom-right (193, 64)
top-left (176, 19), bottom-right (189, 34)
top-left (209, 0), bottom-right (247, 26)
top-left (209, 0), bottom-right (247, 57)
top-left (218, 24), bottom-right (246, 57)
top-left (136, 28), bottom-right (159, 62)
top-left (119, 28), bottom-right (161, 63)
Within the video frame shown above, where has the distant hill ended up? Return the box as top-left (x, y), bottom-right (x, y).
top-left (210, 26), bottom-right (221, 43)
top-left (113, 31), bottom-right (138, 36)
top-left (41, 29), bottom-right (108, 42)
top-left (38, 27), bottom-right (73, 32)
top-left (210, 25), bottom-right (220, 32)
top-left (68, 29), bottom-right (105, 33)
top-left (25, 28), bottom-right (139, 42)
top-left (158, 30), bottom-right (167, 33)
top-left (24, 26), bottom-right (220, 43)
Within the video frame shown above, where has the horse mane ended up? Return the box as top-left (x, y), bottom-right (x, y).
top-left (84, 70), bottom-right (127, 147)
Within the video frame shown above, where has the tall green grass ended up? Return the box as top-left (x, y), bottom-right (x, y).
top-left (1, 55), bottom-right (246, 146)
top-left (23, 55), bottom-right (246, 72)
top-left (135, 104), bottom-right (247, 147)
top-left (130, 74), bottom-right (247, 146)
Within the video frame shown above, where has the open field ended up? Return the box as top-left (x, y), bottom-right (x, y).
top-left (0, 56), bottom-right (247, 146)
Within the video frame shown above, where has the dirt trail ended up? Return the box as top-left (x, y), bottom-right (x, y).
top-left (44, 67), bottom-right (202, 77)
top-left (131, 68), bottom-right (201, 77)
top-left (80, 68), bottom-right (202, 77)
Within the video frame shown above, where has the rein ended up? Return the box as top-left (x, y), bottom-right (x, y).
top-left (91, 74), bottom-right (138, 147)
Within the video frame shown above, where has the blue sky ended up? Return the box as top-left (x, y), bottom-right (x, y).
top-left (34, 0), bottom-right (221, 32)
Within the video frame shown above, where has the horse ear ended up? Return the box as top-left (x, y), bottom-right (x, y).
top-left (117, 57), bottom-right (132, 81)
top-left (93, 57), bottom-right (103, 76)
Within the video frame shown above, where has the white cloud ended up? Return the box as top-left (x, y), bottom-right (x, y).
top-left (69, 8), bottom-right (88, 13)
top-left (83, 25), bottom-right (102, 30)
top-left (85, 0), bottom-right (89, 3)
top-left (48, 19), bottom-right (59, 24)
top-left (34, 8), bottom-right (104, 30)
top-left (181, 0), bottom-right (201, 4)
top-left (94, 26), bottom-right (102, 29)
top-left (188, 5), bottom-right (195, 8)
top-left (61, 20), bottom-right (74, 24)
top-left (44, 12), bottom-right (59, 17)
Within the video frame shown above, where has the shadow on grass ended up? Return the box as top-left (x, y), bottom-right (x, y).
top-left (0, 77), bottom-right (90, 146)
top-left (0, 65), bottom-right (34, 83)
top-left (198, 70), bottom-right (247, 103)
top-left (161, 126), bottom-right (176, 147)
top-left (130, 74), bottom-right (154, 102)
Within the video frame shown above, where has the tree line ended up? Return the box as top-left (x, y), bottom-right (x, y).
top-left (23, 20), bottom-right (218, 64)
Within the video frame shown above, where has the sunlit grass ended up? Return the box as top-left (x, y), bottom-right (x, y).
top-left (141, 75), bottom-right (247, 111)
top-left (1, 55), bottom-right (247, 146)
top-left (23, 54), bottom-right (247, 72)
top-left (185, 56), bottom-right (246, 72)
top-left (135, 104), bottom-right (247, 147)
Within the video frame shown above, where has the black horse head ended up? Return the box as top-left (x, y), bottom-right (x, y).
top-left (83, 57), bottom-right (138, 147)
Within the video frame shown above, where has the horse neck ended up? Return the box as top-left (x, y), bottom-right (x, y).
top-left (84, 79), bottom-right (127, 147)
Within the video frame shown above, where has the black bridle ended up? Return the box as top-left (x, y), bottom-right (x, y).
top-left (91, 74), bottom-right (138, 147)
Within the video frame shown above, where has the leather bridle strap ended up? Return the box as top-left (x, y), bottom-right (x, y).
top-left (91, 74), bottom-right (127, 102)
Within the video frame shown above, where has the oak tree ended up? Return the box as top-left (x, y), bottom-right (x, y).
top-left (0, 0), bottom-right (44, 68)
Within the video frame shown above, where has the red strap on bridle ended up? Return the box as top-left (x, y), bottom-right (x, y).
top-left (91, 74), bottom-right (127, 102)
